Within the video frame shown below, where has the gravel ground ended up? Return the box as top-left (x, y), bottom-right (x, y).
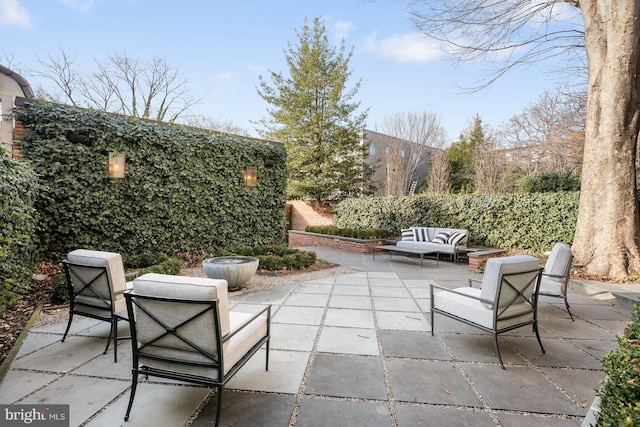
top-left (33, 265), bottom-right (355, 328)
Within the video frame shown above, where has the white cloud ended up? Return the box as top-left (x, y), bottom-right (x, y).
top-left (334, 20), bottom-right (353, 41)
top-left (58, 0), bottom-right (96, 13)
top-left (363, 31), bottom-right (444, 63)
top-left (0, 0), bottom-right (31, 28)
top-left (212, 71), bottom-right (236, 88)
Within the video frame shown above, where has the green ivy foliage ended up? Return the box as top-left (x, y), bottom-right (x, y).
top-left (305, 225), bottom-right (393, 239)
top-left (332, 193), bottom-right (579, 253)
top-left (16, 102), bottom-right (288, 259)
top-left (0, 149), bottom-right (40, 312)
top-left (597, 303), bottom-right (640, 426)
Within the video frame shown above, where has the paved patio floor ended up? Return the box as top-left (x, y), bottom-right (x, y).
top-left (1, 247), bottom-right (637, 426)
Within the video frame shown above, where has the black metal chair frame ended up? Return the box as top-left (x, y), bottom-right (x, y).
top-left (430, 267), bottom-right (544, 369)
top-left (61, 260), bottom-right (129, 362)
top-left (540, 252), bottom-right (575, 321)
top-left (123, 292), bottom-right (271, 427)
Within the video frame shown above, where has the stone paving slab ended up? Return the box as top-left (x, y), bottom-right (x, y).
top-left (191, 391), bottom-right (297, 427)
top-left (305, 353), bottom-right (387, 400)
top-left (19, 375), bottom-right (130, 426)
top-left (395, 405), bottom-right (495, 426)
top-left (295, 398), bottom-right (392, 427)
top-left (84, 382), bottom-right (209, 427)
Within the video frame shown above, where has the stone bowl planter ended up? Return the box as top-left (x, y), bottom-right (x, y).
top-left (202, 256), bottom-right (259, 291)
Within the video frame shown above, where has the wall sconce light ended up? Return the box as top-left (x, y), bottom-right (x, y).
top-left (108, 152), bottom-right (126, 179)
top-left (243, 166), bottom-right (257, 186)
top-left (67, 132), bottom-right (92, 145)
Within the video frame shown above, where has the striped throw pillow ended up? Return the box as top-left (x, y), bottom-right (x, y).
top-left (401, 229), bottom-right (414, 241)
top-left (411, 227), bottom-right (429, 242)
top-left (447, 232), bottom-right (466, 246)
top-left (432, 231), bottom-right (450, 244)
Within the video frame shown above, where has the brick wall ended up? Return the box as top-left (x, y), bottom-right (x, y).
top-left (288, 230), bottom-right (382, 254)
top-left (287, 200), bottom-right (333, 231)
top-left (468, 249), bottom-right (507, 272)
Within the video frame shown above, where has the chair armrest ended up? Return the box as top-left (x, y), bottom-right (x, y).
top-left (468, 277), bottom-right (482, 287)
top-left (430, 283), bottom-right (493, 305)
top-left (542, 272), bottom-right (566, 279)
top-left (223, 305), bottom-right (271, 342)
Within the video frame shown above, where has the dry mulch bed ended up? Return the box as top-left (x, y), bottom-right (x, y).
top-left (0, 261), bottom-right (60, 365)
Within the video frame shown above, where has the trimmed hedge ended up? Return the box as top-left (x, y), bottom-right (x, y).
top-left (16, 102), bottom-right (287, 259)
top-left (332, 193), bottom-right (578, 253)
top-left (597, 303), bottom-right (640, 425)
top-left (0, 150), bottom-right (40, 312)
top-left (305, 225), bottom-right (393, 239)
top-left (217, 245), bottom-right (317, 271)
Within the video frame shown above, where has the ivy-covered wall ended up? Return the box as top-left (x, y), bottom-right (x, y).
top-left (332, 193), bottom-right (579, 253)
top-left (16, 103), bottom-right (287, 258)
top-left (0, 149), bottom-right (40, 309)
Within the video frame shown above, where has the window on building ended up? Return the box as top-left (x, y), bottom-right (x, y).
top-left (369, 143), bottom-right (376, 156)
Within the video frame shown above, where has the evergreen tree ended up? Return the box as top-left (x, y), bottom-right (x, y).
top-left (256, 17), bottom-right (371, 201)
top-left (447, 115), bottom-right (485, 193)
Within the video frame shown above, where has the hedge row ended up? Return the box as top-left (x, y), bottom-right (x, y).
top-left (0, 150), bottom-right (40, 311)
top-left (332, 193), bottom-right (579, 253)
top-left (305, 225), bottom-right (394, 239)
top-left (16, 102), bottom-right (288, 259)
top-left (597, 303), bottom-right (640, 425)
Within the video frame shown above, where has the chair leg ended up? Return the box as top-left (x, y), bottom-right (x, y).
top-left (265, 339), bottom-right (270, 371)
top-left (61, 312), bottom-right (74, 342)
top-left (124, 373), bottom-right (138, 421)
top-left (493, 334), bottom-right (505, 369)
top-left (430, 310), bottom-right (435, 336)
top-left (112, 316), bottom-right (118, 362)
top-left (564, 297), bottom-right (575, 321)
top-left (534, 322), bottom-right (545, 354)
top-left (214, 386), bottom-right (224, 427)
top-left (103, 320), bottom-right (115, 356)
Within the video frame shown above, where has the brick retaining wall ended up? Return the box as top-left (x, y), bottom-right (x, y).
top-left (288, 230), bottom-right (383, 254)
top-left (468, 249), bottom-right (507, 271)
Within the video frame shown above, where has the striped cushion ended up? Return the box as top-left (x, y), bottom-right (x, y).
top-left (411, 227), bottom-right (430, 242)
top-left (432, 231), bottom-right (450, 244)
top-left (401, 229), bottom-right (414, 241)
top-left (447, 231), bottom-right (466, 246)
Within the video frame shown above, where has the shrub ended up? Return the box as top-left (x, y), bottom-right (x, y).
top-left (305, 225), bottom-right (393, 239)
top-left (516, 171), bottom-right (581, 193)
top-left (332, 193), bottom-right (578, 253)
top-left (0, 150), bottom-right (40, 313)
top-left (597, 303), bottom-right (640, 425)
top-left (217, 245), bottom-right (317, 271)
top-left (134, 257), bottom-right (181, 276)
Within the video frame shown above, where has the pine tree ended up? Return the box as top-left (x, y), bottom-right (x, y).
top-left (256, 17), bottom-right (371, 201)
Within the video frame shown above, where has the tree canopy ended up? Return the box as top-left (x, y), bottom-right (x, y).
top-left (407, 0), bottom-right (640, 279)
top-left (256, 17), bottom-right (371, 201)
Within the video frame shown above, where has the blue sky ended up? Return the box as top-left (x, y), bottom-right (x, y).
top-left (0, 0), bottom-right (583, 142)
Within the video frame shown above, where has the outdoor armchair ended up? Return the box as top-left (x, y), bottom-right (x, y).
top-left (61, 249), bottom-right (134, 362)
top-left (123, 273), bottom-right (271, 427)
top-left (539, 242), bottom-right (574, 320)
top-left (430, 255), bottom-right (544, 368)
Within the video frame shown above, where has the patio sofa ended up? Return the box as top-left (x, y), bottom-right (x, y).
top-left (396, 226), bottom-right (469, 263)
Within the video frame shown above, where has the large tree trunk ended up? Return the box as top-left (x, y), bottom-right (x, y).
top-left (573, 0), bottom-right (640, 278)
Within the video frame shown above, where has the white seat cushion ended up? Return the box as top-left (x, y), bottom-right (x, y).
top-left (539, 276), bottom-right (562, 296)
top-left (433, 287), bottom-right (534, 330)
